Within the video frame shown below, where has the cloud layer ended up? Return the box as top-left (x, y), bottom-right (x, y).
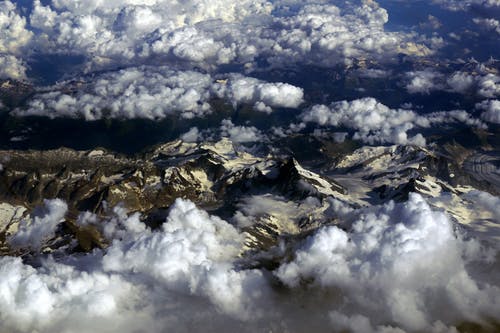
top-left (14, 67), bottom-right (303, 120)
top-left (1, 193), bottom-right (499, 332)
top-left (476, 99), bottom-right (500, 124)
top-left (404, 69), bottom-right (500, 98)
top-left (1, 198), bottom-right (270, 332)
top-left (0, 0), bottom-right (433, 81)
top-left (8, 199), bottom-right (67, 251)
top-left (277, 193), bottom-right (500, 331)
top-left (299, 97), bottom-right (483, 146)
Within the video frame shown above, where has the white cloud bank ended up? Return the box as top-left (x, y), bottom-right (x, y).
top-left (299, 97), bottom-right (483, 146)
top-left (14, 67), bottom-right (303, 120)
top-left (0, 55), bottom-right (28, 80)
top-left (405, 69), bottom-right (500, 98)
top-left (17, 68), bottom-right (214, 120)
top-left (1, 198), bottom-right (270, 333)
top-left (405, 69), bottom-right (444, 94)
top-left (8, 199), bottom-right (67, 251)
top-left (433, 0), bottom-right (500, 11)
top-left (27, 0), bottom-right (272, 70)
top-left (1, 0), bottom-right (433, 80)
top-left (1, 193), bottom-right (499, 333)
top-left (219, 119), bottom-right (265, 143)
top-left (0, 1), bottom-right (32, 79)
top-left (474, 17), bottom-right (500, 35)
top-left (476, 99), bottom-right (500, 124)
top-left (212, 74), bottom-right (304, 113)
top-left (277, 193), bottom-right (500, 332)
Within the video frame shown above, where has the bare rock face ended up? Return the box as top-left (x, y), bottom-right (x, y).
top-left (0, 138), bottom-right (348, 213)
top-left (0, 203), bottom-right (27, 254)
top-left (0, 136), bottom-right (498, 255)
top-left (0, 138), bottom-right (350, 253)
top-left (328, 142), bottom-right (500, 204)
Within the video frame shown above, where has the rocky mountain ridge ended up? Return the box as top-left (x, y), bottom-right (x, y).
top-left (1, 137), bottom-right (498, 256)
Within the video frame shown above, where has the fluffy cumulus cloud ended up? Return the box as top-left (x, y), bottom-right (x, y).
top-left (299, 97), bottom-right (483, 146)
top-left (212, 74), bottom-right (304, 113)
top-left (474, 17), bottom-right (500, 35)
top-left (1, 194), bottom-right (499, 332)
top-left (8, 199), bottom-right (68, 251)
top-left (139, 0), bottom-right (426, 68)
top-left (257, 1), bottom-right (430, 68)
top-left (0, 1), bottom-right (32, 54)
top-left (180, 127), bottom-right (201, 142)
top-left (448, 71), bottom-right (500, 98)
top-left (0, 55), bottom-right (28, 80)
top-left (0, 198), bottom-right (271, 333)
top-left (16, 67), bottom-right (214, 120)
top-left (476, 73), bottom-right (500, 98)
top-left (219, 119), bottom-right (265, 143)
top-left (476, 99), bottom-right (500, 124)
top-left (0, 0), bottom-right (432, 79)
top-left (402, 68), bottom-right (500, 98)
top-left (405, 69), bottom-right (444, 94)
top-left (300, 98), bottom-right (424, 146)
top-left (14, 67), bottom-right (303, 120)
top-left (101, 198), bottom-right (267, 319)
top-left (433, 0), bottom-right (500, 11)
top-left (446, 71), bottom-right (477, 93)
top-left (464, 190), bottom-right (500, 221)
top-left (26, 0), bottom-right (272, 70)
top-left (276, 193), bottom-right (500, 332)
top-left (0, 1), bottom-right (32, 80)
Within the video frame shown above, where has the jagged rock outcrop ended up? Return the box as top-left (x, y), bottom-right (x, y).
top-left (1, 137), bottom-right (498, 255)
top-left (0, 138), bottom-right (349, 253)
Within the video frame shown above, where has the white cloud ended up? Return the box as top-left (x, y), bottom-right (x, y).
top-left (356, 68), bottom-right (391, 79)
top-left (300, 98), bottom-right (485, 146)
top-left (180, 127), bottom-right (201, 143)
top-left (219, 119), bottom-right (265, 143)
top-left (15, 68), bottom-right (213, 120)
top-left (404, 69), bottom-right (500, 98)
top-left (101, 198), bottom-right (266, 319)
top-left (446, 72), bottom-right (476, 93)
top-left (433, 0), bottom-right (500, 11)
top-left (449, 72), bottom-right (500, 98)
top-left (477, 73), bottom-right (500, 98)
top-left (0, 1), bottom-right (32, 80)
top-left (464, 190), bottom-right (500, 221)
top-left (473, 17), bottom-right (500, 35)
top-left (0, 1), bottom-right (32, 54)
top-left (0, 55), bottom-right (27, 80)
top-left (261, 1), bottom-right (433, 68)
top-left (8, 199), bottom-right (68, 251)
top-left (26, 0), bottom-right (273, 70)
top-left (232, 194), bottom-right (324, 230)
top-left (300, 98), bottom-right (428, 146)
top-left (0, 0), bottom-right (432, 80)
top-left (476, 99), bottom-right (500, 124)
top-left (15, 68), bottom-right (304, 120)
top-left (276, 193), bottom-right (500, 332)
top-left (1, 193), bottom-right (499, 332)
top-left (405, 69), bottom-right (444, 94)
top-left (212, 74), bottom-right (304, 112)
top-left (0, 198), bottom-right (270, 332)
